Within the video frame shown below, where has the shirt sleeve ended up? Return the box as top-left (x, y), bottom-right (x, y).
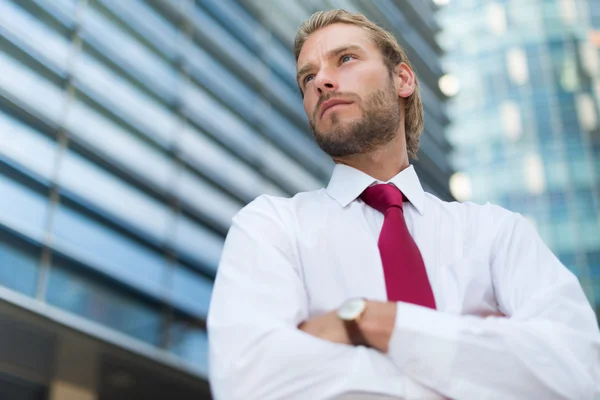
top-left (387, 210), bottom-right (600, 399)
top-left (208, 196), bottom-right (426, 400)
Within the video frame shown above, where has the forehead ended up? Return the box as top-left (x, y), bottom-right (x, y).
top-left (297, 23), bottom-right (378, 67)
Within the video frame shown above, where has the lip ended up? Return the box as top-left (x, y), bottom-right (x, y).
top-left (320, 98), bottom-right (353, 118)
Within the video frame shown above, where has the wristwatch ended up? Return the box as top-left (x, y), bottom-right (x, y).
top-left (337, 298), bottom-right (368, 346)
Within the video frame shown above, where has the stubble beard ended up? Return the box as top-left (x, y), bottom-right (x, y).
top-left (309, 80), bottom-right (401, 158)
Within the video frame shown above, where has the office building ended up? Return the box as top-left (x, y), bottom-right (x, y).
top-left (0, 0), bottom-right (451, 398)
top-left (439, 0), bottom-right (600, 320)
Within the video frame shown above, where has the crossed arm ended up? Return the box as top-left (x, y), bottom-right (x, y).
top-left (208, 199), bottom-right (600, 400)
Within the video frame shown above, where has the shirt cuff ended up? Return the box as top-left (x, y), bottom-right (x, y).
top-left (388, 302), bottom-right (461, 380)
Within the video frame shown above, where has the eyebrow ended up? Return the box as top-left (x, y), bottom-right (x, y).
top-left (296, 44), bottom-right (365, 87)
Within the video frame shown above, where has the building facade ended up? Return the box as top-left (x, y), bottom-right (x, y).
top-left (0, 0), bottom-right (451, 398)
top-left (439, 0), bottom-right (600, 320)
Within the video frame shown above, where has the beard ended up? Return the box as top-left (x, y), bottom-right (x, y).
top-left (309, 79), bottom-right (401, 158)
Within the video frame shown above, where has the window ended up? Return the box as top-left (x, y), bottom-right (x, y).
top-left (52, 204), bottom-right (168, 296)
top-left (0, 51), bottom-right (66, 125)
top-left (487, 2), bottom-right (507, 35)
top-left (78, 3), bottom-right (178, 103)
top-left (47, 261), bottom-right (161, 345)
top-left (506, 48), bottom-right (529, 85)
top-left (0, 111), bottom-right (58, 181)
top-left (71, 53), bottom-right (178, 147)
top-left (523, 153), bottom-right (545, 194)
top-left (0, 233), bottom-right (40, 297)
top-left (0, 174), bottom-right (49, 241)
top-left (57, 150), bottom-right (171, 243)
top-left (0, 0), bottom-right (71, 74)
top-left (175, 168), bottom-right (242, 231)
top-left (174, 215), bottom-right (223, 274)
top-left (171, 264), bottom-right (213, 317)
top-left (177, 124), bottom-right (287, 201)
top-left (575, 93), bottom-right (598, 132)
top-left (65, 99), bottom-right (175, 191)
top-left (97, 0), bottom-right (180, 61)
top-left (169, 318), bottom-right (208, 373)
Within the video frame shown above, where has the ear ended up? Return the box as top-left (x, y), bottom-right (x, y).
top-left (394, 63), bottom-right (415, 99)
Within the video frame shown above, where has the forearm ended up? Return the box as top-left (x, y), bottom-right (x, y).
top-left (209, 323), bottom-right (407, 400)
top-left (385, 302), bottom-right (600, 400)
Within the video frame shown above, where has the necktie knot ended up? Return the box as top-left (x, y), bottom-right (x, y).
top-left (360, 184), bottom-right (405, 214)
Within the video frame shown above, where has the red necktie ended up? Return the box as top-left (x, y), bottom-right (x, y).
top-left (361, 184), bottom-right (436, 309)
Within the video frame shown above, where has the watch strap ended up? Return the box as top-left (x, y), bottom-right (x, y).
top-left (343, 318), bottom-right (368, 347)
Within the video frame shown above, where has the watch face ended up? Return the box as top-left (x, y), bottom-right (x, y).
top-left (338, 298), bottom-right (366, 320)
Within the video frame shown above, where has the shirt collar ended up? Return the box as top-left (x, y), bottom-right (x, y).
top-left (325, 163), bottom-right (426, 215)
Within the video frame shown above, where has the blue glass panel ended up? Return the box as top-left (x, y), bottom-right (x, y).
top-left (52, 205), bottom-right (167, 297)
top-left (171, 264), bottom-right (212, 317)
top-left (169, 319), bottom-right (208, 373)
top-left (176, 168), bottom-right (242, 230)
top-left (0, 51), bottom-right (66, 125)
top-left (64, 100), bottom-right (175, 192)
top-left (0, 110), bottom-right (58, 181)
top-left (57, 151), bottom-right (171, 243)
top-left (174, 215), bottom-right (223, 274)
top-left (79, 4), bottom-right (178, 103)
top-left (97, 0), bottom-right (180, 61)
top-left (0, 0), bottom-right (71, 74)
top-left (0, 234), bottom-right (39, 296)
top-left (47, 263), bottom-right (161, 345)
top-left (71, 53), bottom-right (177, 147)
top-left (30, 0), bottom-right (77, 27)
top-left (0, 175), bottom-right (48, 241)
top-left (177, 124), bottom-right (287, 201)
top-left (587, 251), bottom-right (600, 278)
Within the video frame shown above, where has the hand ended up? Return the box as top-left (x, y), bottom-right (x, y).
top-left (358, 301), bottom-right (397, 353)
top-left (298, 310), bottom-right (351, 345)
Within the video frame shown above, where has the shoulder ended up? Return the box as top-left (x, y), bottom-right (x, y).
top-left (424, 193), bottom-right (530, 247)
top-left (231, 189), bottom-right (327, 230)
top-left (425, 192), bottom-right (517, 224)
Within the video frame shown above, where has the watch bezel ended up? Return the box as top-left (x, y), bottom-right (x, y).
top-left (337, 298), bottom-right (367, 321)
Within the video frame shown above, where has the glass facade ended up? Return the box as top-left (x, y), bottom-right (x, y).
top-left (0, 0), bottom-right (452, 386)
top-left (440, 0), bottom-right (600, 321)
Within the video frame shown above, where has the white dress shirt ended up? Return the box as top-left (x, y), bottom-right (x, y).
top-left (208, 164), bottom-right (600, 400)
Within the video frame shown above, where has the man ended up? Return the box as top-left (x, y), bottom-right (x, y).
top-left (208, 9), bottom-right (600, 400)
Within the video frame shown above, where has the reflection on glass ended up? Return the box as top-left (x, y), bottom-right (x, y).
top-left (52, 204), bottom-right (167, 296)
top-left (178, 124), bottom-right (285, 201)
top-left (57, 151), bottom-right (171, 243)
top-left (47, 263), bottom-right (161, 345)
top-left (174, 215), bottom-right (223, 273)
top-left (0, 175), bottom-right (48, 241)
top-left (198, 0), bottom-right (296, 86)
top-left (181, 81), bottom-right (260, 161)
top-left (0, 52), bottom-right (66, 124)
top-left (98, 0), bottom-right (180, 61)
top-left (186, 2), bottom-right (302, 120)
top-left (0, 111), bottom-right (57, 181)
top-left (30, 0), bottom-right (78, 26)
top-left (79, 5), bottom-right (177, 102)
top-left (0, 0), bottom-right (71, 72)
top-left (0, 235), bottom-right (39, 297)
top-left (176, 168), bottom-right (242, 230)
top-left (72, 53), bottom-right (177, 147)
top-left (65, 100), bottom-right (175, 191)
top-left (171, 264), bottom-right (212, 317)
top-left (169, 318), bottom-right (208, 373)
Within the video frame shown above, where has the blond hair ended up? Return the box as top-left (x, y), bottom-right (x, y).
top-left (294, 10), bottom-right (424, 159)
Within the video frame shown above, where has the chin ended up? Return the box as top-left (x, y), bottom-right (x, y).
top-left (321, 112), bottom-right (359, 127)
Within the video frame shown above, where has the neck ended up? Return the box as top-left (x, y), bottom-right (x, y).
top-left (332, 135), bottom-right (409, 182)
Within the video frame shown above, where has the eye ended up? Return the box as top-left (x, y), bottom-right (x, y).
top-left (340, 54), bottom-right (356, 64)
top-left (303, 74), bottom-right (315, 86)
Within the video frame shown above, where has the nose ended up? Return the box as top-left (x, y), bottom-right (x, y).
top-left (314, 69), bottom-right (338, 96)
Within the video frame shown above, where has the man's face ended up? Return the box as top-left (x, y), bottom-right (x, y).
top-left (297, 23), bottom-right (401, 157)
